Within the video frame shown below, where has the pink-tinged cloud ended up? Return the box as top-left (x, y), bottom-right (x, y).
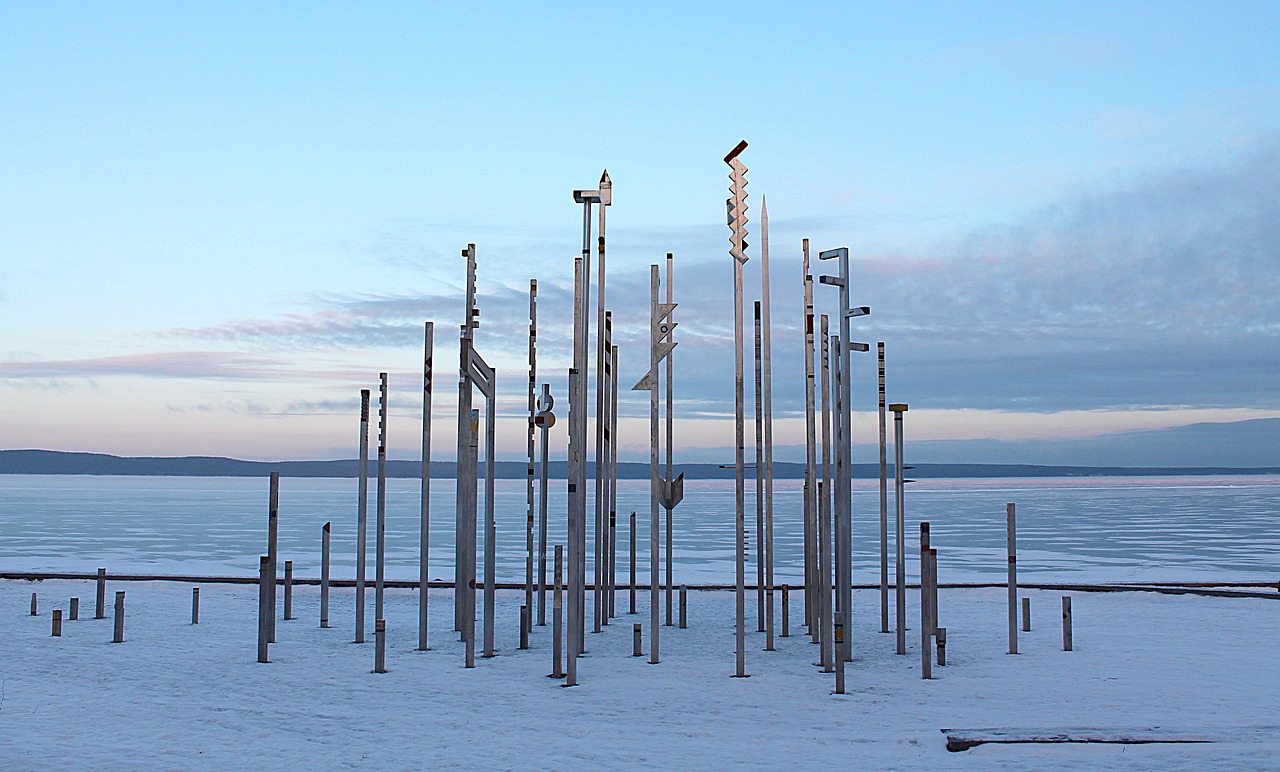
top-left (1, 351), bottom-right (309, 380)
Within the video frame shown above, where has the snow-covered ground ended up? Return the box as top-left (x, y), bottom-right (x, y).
top-left (2, 579), bottom-right (1277, 769)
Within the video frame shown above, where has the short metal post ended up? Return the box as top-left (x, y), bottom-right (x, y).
top-left (268, 472), bottom-right (279, 644)
top-left (191, 587), bottom-right (200, 625)
top-left (321, 522), bottom-right (331, 629)
top-left (679, 585), bottom-right (687, 629)
top-left (1022, 596), bottom-right (1031, 632)
top-left (930, 547), bottom-right (939, 632)
top-left (374, 618), bottom-right (387, 673)
top-left (920, 522), bottom-right (932, 679)
top-left (1062, 596), bottom-right (1073, 651)
top-left (52, 609), bottom-right (62, 637)
top-left (112, 591), bottom-right (125, 644)
top-left (96, 567), bottom-right (106, 619)
top-left (519, 606), bottom-right (529, 650)
top-left (629, 511), bottom-right (637, 614)
top-left (257, 555), bottom-right (270, 663)
top-left (284, 560), bottom-right (294, 621)
top-left (936, 627), bottom-right (947, 666)
top-left (30, 592), bottom-right (37, 616)
top-left (551, 544), bottom-right (564, 678)
top-left (633, 623), bottom-right (643, 657)
top-left (1007, 502), bottom-right (1018, 655)
top-left (69, 597), bottom-right (79, 621)
top-left (781, 584), bottom-right (790, 638)
top-left (834, 611), bottom-right (846, 694)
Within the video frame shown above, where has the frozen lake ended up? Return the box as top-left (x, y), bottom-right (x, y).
top-left (2, 474), bottom-right (1278, 583)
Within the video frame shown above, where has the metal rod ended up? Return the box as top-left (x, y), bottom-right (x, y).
top-left (257, 555), bottom-right (270, 662)
top-left (112, 590), bottom-right (125, 644)
top-left (832, 334), bottom-right (848, 661)
top-left (664, 253), bottom-right (675, 628)
top-left (1008, 502), bottom-right (1018, 655)
top-left (375, 374), bottom-right (388, 634)
top-left (483, 361), bottom-right (497, 659)
top-left (878, 342), bottom-right (889, 634)
top-left (891, 403), bottom-right (908, 654)
top-left (754, 300), bottom-right (765, 634)
top-left (610, 341), bottom-right (620, 621)
top-left (566, 251), bottom-right (585, 686)
top-left (936, 627), bottom-right (947, 666)
top-left (834, 610), bottom-right (846, 694)
top-left (649, 264), bottom-right (661, 664)
top-left (420, 322), bottom-right (433, 651)
top-left (760, 198), bottom-right (776, 653)
top-left (520, 606), bottom-right (529, 650)
top-left (465, 408), bottom-right (478, 668)
top-left (679, 584), bottom-right (687, 629)
top-left (920, 521), bottom-right (932, 679)
top-left (726, 139), bottom-right (749, 679)
top-left (593, 171), bottom-right (611, 639)
top-left (456, 244), bottom-right (478, 637)
top-left (552, 543), bottom-right (564, 678)
top-left (536, 383), bottom-right (552, 626)
top-left (801, 241), bottom-right (817, 637)
top-left (284, 560), bottom-right (293, 621)
top-left (819, 316), bottom-right (833, 671)
top-left (30, 592), bottom-right (37, 616)
top-left (52, 608), bottom-right (62, 637)
top-left (526, 284), bottom-right (536, 630)
top-left (629, 510), bottom-right (637, 614)
top-left (95, 567), bottom-right (106, 619)
top-left (633, 623), bottom-right (643, 657)
top-left (268, 471), bottom-right (279, 643)
top-left (69, 597), bottom-right (79, 621)
top-left (374, 618), bottom-right (387, 673)
top-left (321, 522), bottom-right (331, 628)
top-left (782, 584), bottom-right (790, 637)
top-left (602, 311), bottom-right (613, 625)
top-left (1022, 596), bottom-right (1031, 632)
top-left (356, 389), bottom-right (370, 643)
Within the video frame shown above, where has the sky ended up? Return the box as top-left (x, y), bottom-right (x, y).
top-left (2, 2), bottom-right (1279, 465)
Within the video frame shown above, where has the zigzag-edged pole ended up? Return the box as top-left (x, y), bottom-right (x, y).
top-left (725, 139), bottom-right (750, 679)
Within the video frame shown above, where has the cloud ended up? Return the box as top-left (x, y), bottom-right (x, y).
top-left (0, 352), bottom-right (297, 380)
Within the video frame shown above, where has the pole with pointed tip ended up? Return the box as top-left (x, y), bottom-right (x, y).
top-left (525, 282), bottom-right (537, 634)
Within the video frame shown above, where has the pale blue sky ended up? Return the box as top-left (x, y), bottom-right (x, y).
top-left (2, 2), bottom-right (1279, 463)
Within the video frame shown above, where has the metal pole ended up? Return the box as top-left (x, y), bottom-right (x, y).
top-left (781, 584), bottom-right (789, 638)
top-left (456, 244), bottom-right (478, 637)
top-left (30, 592), bottom-right (37, 616)
top-left (356, 389), bottom-right (370, 643)
top-left (801, 241), bottom-right (817, 636)
top-left (592, 172), bottom-right (611, 638)
top-left (95, 567), bottom-right (105, 619)
top-left (610, 340), bottom-right (620, 621)
top-left (878, 342), bottom-right (889, 634)
top-left (754, 300), bottom-right (765, 634)
top-left (664, 254), bottom-right (675, 628)
top-left (112, 590), bottom-right (125, 644)
top-left (465, 408), bottom-right (478, 669)
top-left (629, 510), bottom-right (637, 614)
top-left (536, 384), bottom-right (553, 626)
top-left (69, 597), bottom-right (79, 621)
top-left (920, 521), bottom-right (932, 679)
top-left (483, 365), bottom-right (497, 659)
top-left (679, 584), bottom-right (687, 629)
top-left (726, 139), bottom-right (749, 679)
top-left (602, 311), bottom-right (613, 626)
top-left (1022, 596), bottom-right (1031, 632)
top-left (818, 316), bottom-right (833, 671)
top-left (1008, 502), bottom-right (1018, 655)
top-left (321, 522), bottom-right (331, 628)
top-left (891, 404), bottom-right (908, 654)
top-left (374, 618), bottom-right (387, 674)
top-left (760, 198), bottom-right (776, 653)
top-left (268, 471), bottom-right (279, 643)
top-left (284, 559), bottom-right (293, 621)
top-left (526, 284), bottom-right (536, 630)
top-left (552, 544), bottom-right (564, 678)
top-left (566, 248), bottom-right (587, 686)
top-left (420, 322), bottom-right (433, 651)
top-left (1062, 596), bottom-right (1073, 651)
top-left (375, 373), bottom-right (388, 633)
top-left (831, 335), bottom-right (847, 661)
top-left (633, 623), bottom-right (643, 657)
top-left (257, 555), bottom-right (270, 662)
top-left (834, 611), bottom-right (846, 694)
top-left (648, 265), bottom-right (661, 664)
top-left (520, 606), bottom-right (530, 650)
top-left (52, 609), bottom-right (62, 637)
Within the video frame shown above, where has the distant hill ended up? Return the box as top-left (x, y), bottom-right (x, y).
top-left (2, 449), bottom-right (1277, 479)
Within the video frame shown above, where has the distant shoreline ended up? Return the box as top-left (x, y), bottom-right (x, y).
top-left (3, 449), bottom-right (1277, 480)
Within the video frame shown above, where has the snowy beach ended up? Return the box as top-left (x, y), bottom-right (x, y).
top-left (3, 579), bottom-right (1278, 769)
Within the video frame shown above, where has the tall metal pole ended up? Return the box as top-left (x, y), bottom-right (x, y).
top-left (465, 408), bottom-right (479, 668)
top-left (891, 403), bottom-right (908, 654)
top-left (525, 281), bottom-right (537, 630)
top-left (375, 373), bottom-right (388, 628)
top-left (649, 265), bottom-right (662, 664)
top-left (663, 253), bottom-right (675, 627)
top-left (566, 251), bottom-right (586, 686)
top-left (610, 341), bottom-right (620, 620)
top-left (321, 521), bottom-right (331, 628)
top-left (754, 300), bottom-right (765, 634)
top-left (1007, 502), bottom-right (1018, 655)
top-left (760, 198), bottom-right (776, 653)
top-left (483, 363), bottom-right (497, 659)
top-left (818, 316), bottom-right (833, 671)
top-left (801, 241), bottom-right (817, 637)
top-left (878, 341), bottom-right (889, 634)
top-left (601, 311), bottom-right (613, 625)
top-left (420, 323), bottom-right (433, 651)
top-left (593, 171), bottom-right (612, 636)
top-left (356, 389), bottom-right (369, 643)
top-left (725, 140), bottom-right (750, 678)
top-left (456, 244), bottom-right (478, 637)
top-left (831, 336), bottom-right (846, 667)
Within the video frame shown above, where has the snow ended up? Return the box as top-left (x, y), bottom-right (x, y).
top-left (2, 580), bottom-right (1278, 769)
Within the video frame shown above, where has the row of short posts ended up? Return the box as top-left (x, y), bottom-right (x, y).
top-left (31, 569), bottom-right (126, 642)
top-left (1007, 501), bottom-right (1075, 653)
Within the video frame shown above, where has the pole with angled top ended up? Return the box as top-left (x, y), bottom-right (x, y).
top-left (356, 389), bottom-right (370, 643)
top-left (760, 198), bottom-right (776, 652)
top-left (726, 139), bottom-right (750, 678)
top-left (592, 171), bottom-right (611, 637)
top-left (890, 403), bottom-right (908, 654)
top-left (456, 244), bottom-right (479, 639)
top-left (419, 322), bottom-right (433, 651)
